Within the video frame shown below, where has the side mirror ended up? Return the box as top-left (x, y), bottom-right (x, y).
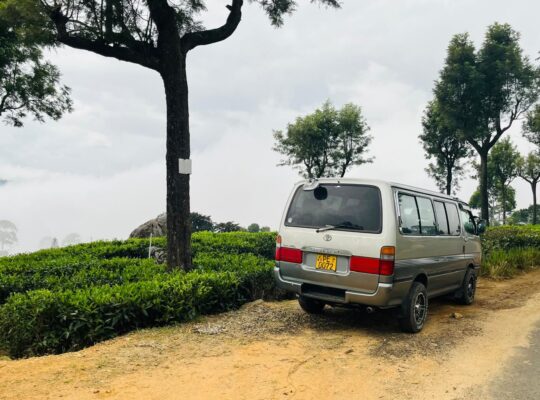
top-left (477, 220), bottom-right (487, 235)
top-left (464, 222), bottom-right (476, 235)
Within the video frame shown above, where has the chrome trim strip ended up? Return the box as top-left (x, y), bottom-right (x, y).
top-left (301, 246), bottom-right (352, 256)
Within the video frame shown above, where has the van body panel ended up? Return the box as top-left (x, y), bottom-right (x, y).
top-left (275, 178), bottom-right (482, 309)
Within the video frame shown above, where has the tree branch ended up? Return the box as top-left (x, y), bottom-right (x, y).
top-left (48, 6), bottom-right (160, 71)
top-left (181, 0), bottom-right (243, 52)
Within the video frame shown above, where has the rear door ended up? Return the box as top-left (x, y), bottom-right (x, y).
top-left (278, 183), bottom-right (383, 294)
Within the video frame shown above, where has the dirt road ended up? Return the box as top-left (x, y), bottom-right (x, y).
top-left (2, 270), bottom-right (540, 400)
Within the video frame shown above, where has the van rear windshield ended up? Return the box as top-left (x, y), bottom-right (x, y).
top-left (285, 184), bottom-right (382, 233)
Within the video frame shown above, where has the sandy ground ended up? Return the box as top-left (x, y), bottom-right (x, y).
top-left (2, 270), bottom-right (540, 400)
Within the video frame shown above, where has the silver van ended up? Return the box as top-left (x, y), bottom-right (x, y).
top-left (274, 178), bottom-right (485, 332)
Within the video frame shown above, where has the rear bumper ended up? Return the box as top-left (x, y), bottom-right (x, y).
top-left (274, 267), bottom-right (409, 307)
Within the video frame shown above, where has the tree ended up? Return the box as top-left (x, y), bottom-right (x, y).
top-left (508, 205), bottom-right (540, 225)
top-left (39, 236), bottom-right (55, 249)
top-left (469, 185), bottom-right (516, 225)
top-left (517, 152), bottom-right (540, 224)
top-left (434, 24), bottom-right (540, 223)
top-left (0, 220), bottom-right (17, 252)
top-left (247, 223), bottom-right (260, 233)
top-left (523, 104), bottom-right (540, 152)
top-left (4, 0), bottom-right (341, 270)
top-left (273, 101), bottom-right (372, 178)
top-left (260, 226), bottom-right (271, 232)
top-left (489, 138), bottom-right (520, 224)
top-left (420, 100), bottom-right (470, 195)
top-left (191, 212), bottom-right (213, 232)
top-left (62, 232), bottom-right (81, 246)
top-left (214, 221), bottom-right (243, 233)
top-left (0, 11), bottom-right (72, 126)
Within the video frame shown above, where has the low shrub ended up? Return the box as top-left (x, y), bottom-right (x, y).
top-left (193, 253), bottom-right (276, 300)
top-left (482, 225), bottom-right (540, 254)
top-left (0, 234), bottom-right (278, 358)
top-left (0, 232), bottom-right (276, 266)
top-left (0, 271), bottom-right (243, 358)
top-left (192, 232), bottom-right (277, 259)
top-left (0, 258), bottom-right (164, 303)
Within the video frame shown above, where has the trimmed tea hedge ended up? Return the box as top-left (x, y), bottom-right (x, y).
top-left (0, 272), bottom-right (238, 358)
top-left (0, 258), bottom-right (164, 303)
top-left (481, 225), bottom-right (540, 254)
top-left (0, 232), bottom-right (277, 358)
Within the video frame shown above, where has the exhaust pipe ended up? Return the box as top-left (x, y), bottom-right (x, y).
top-left (366, 306), bottom-right (375, 314)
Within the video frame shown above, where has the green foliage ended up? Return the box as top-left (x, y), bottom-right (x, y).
top-left (488, 138), bottom-right (520, 222)
top-left (433, 23), bottom-right (540, 221)
top-left (0, 232), bottom-right (278, 357)
top-left (213, 222), bottom-right (244, 233)
top-left (0, 14), bottom-right (72, 126)
top-left (191, 212), bottom-right (214, 233)
top-left (481, 225), bottom-right (540, 254)
top-left (0, 271), bottom-right (241, 358)
top-left (481, 247), bottom-right (540, 278)
top-left (481, 225), bottom-right (540, 277)
top-left (247, 223), bottom-right (260, 233)
top-left (517, 152), bottom-right (540, 224)
top-left (0, 258), bottom-right (165, 303)
top-left (420, 99), bottom-right (470, 195)
top-left (523, 104), bottom-right (540, 151)
top-left (490, 138), bottom-right (520, 187)
top-left (273, 100), bottom-right (372, 178)
top-left (508, 206), bottom-right (540, 225)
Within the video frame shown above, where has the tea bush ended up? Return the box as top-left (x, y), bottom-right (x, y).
top-left (481, 225), bottom-right (540, 278)
top-left (481, 225), bottom-right (540, 254)
top-left (0, 258), bottom-right (164, 303)
top-left (0, 232), bottom-right (277, 358)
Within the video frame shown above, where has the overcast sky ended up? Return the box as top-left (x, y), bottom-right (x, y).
top-left (1, 0), bottom-right (539, 253)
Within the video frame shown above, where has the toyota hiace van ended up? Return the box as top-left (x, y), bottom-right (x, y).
top-left (274, 178), bottom-right (485, 332)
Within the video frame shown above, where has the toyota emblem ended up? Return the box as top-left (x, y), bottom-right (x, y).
top-left (323, 234), bottom-right (332, 242)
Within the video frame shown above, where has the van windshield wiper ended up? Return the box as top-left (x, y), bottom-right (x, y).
top-left (316, 222), bottom-right (364, 233)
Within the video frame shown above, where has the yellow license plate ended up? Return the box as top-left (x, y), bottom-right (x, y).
top-left (315, 254), bottom-right (337, 271)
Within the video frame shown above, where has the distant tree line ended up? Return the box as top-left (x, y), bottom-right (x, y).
top-left (420, 23), bottom-right (540, 225)
top-left (191, 213), bottom-right (270, 233)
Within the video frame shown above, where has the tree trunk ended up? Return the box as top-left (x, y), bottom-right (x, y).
top-left (501, 184), bottom-right (507, 225)
top-left (479, 152), bottom-right (490, 224)
top-left (446, 166), bottom-right (452, 196)
top-left (533, 181), bottom-right (538, 225)
top-left (161, 54), bottom-right (192, 271)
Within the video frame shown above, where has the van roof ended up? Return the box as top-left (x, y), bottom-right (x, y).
top-left (295, 178), bottom-right (468, 205)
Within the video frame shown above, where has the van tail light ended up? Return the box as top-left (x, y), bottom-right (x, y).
top-left (350, 256), bottom-right (380, 274)
top-left (349, 246), bottom-right (395, 276)
top-left (275, 247), bottom-right (303, 264)
top-left (379, 246), bottom-right (395, 276)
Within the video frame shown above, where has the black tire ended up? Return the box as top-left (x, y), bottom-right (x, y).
top-left (298, 296), bottom-right (325, 314)
top-left (398, 282), bottom-right (428, 333)
top-left (456, 268), bottom-right (477, 305)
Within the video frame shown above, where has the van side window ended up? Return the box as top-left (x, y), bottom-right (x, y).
top-left (416, 197), bottom-right (437, 235)
top-left (434, 201), bottom-right (449, 235)
top-left (445, 203), bottom-right (461, 235)
top-left (460, 209), bottom-right (476, 236)
top-left (398, 194), bottom-right (420, 235)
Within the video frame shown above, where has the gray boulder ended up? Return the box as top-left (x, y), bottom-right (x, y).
top-left (129, 213), bottom-right (167, 238)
